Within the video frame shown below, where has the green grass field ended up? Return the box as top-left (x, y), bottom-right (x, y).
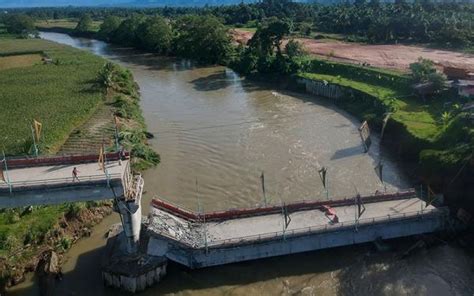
top-left (0, 38), bottom-right (106, 155)
top-left (0, 35), bottom-right (111, 279)
top-left (36, 19), bottom-right (102, 32)
top-left (0, 53), bottom-right (43, 70)
top-left (298, 71), bottom-right (441, 141)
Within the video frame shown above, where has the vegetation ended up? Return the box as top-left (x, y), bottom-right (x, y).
top-left (2, 14), bottom-right (36, 37)
top-left (298, 58), bottom-right (472, 206)
top-left (0, 38), bottom-right (105, 155)
top-left (173, 15), bottom-right (232, 64)
top-left (100, 62), bottom-right (160, 170)
top-left (0, 24), bottom-right (158, 287)
top-left (36, 18), bottom-right (102, 33)
top-left (74, 13), bottom-right (93, 34)
top-left (97, 16), bottom-right (120, 41)
top-left (137, 16), bottom-right (172, 54)
top-left (0, 1), bottom-right (472, 282)
top-left (0, 53), bottom-right (42, 71)
top-left (13, 0), bottom-right (474, 50)
top-left (409, 58), bottom-right (447, 93)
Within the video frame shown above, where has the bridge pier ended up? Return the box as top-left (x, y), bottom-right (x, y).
top-left (116, 199), bottom-right (142, 254)
top-left (115, 174), bottom-right (145, 254)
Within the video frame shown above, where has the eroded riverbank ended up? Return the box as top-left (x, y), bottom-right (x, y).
top-left (7, 32), bottom-right (472, 296)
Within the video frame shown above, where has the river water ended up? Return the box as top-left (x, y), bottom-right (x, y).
top-left (8, 32), bottom-right (473, 296)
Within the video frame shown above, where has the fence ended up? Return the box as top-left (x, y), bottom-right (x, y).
top-left (151, 189), bottom-right (417, 222)
top-left (5, 151), bottom-right (130, 169)
top-left (0, 173), bottom-right (123, 193)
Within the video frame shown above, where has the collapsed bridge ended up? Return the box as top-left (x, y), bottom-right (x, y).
top-left (146, 190), bottom-right (449, 268)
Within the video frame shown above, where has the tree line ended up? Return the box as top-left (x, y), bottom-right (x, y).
top-left (93, 14), bottom-right (306, 75)
top-left (7, 0), bottom-right (474, 48)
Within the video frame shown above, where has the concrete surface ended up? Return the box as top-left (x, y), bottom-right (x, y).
top-left (147, 198), bottom-right (448, 268)
top-left (0, 160), bottom-right (129, 208)
top-left (0, 160), bottom-right (128, 189)
top-left (148, 198), bottom-right (438, 248)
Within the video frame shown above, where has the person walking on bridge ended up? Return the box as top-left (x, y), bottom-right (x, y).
top-left (72, 167), bottom-right (80, 182)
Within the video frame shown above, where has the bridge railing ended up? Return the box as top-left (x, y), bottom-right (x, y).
top-left (0, 173), bottom-right (123, 192)
top-left (207, 207), bottom-right (448, 248)
top-left (152, 189), bottom-right (419, 222)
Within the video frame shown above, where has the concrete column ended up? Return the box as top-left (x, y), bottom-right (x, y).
top-left (116, 174), bottom-right (144, 254)
top-left (117, 199), bottom-right (142, 254)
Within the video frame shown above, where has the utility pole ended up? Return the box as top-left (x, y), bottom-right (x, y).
top-left (319, 167), bottom-right (329, 200)
top-left (114, 115), bottom-right (120, 152)
top-left (375, 160), bottom-right (386, 192)
top-left (196, 178), bottom-right (208, 254)
top-left (260, 171), bottom-right (267, 206)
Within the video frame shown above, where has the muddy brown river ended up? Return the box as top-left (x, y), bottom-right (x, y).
top-left (8, 32), bottom-right (473, 296)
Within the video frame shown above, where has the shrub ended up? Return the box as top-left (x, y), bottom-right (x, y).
top-left (58, 236), bottom-right (72, 251)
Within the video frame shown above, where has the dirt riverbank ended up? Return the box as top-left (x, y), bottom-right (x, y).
top-left (231, 29), bottom-right (474, 71)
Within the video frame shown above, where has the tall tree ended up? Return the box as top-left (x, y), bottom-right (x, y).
top-left (74, 14), bottom-right (93, 33)
top-left (137, 16), bottom-right (172, 54)
top-left (173, 15), bottom-right (232, 64)
top-left (98, 16), bottom-right (121, 41)
top-left (4, 14), bottom-right (35, 35)
top-left (112, 15), bottom-right (145, 46)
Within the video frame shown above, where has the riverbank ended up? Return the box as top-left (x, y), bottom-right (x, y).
top-left (0, 35), bottom-right (158, 290)
top-left (295, 60), bottom-right (473, 211)
top-left (35, 25), bottom-right (473, 210)
top-left (32, 31), bottom-right (474, 296)
top-left (0, 202), bottom-right (113, 291)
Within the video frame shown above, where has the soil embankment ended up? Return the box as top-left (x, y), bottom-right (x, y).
top-left (231, 29), bottom-right (474, 71)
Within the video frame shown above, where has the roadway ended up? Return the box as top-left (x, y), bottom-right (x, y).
top-left (0, 160), bottom-right (129, 208)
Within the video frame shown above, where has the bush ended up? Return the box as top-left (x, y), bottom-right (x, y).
top-left (66, 203), bottom-right (85, 219)
top-left (58, 236), bottom-right (72, 251)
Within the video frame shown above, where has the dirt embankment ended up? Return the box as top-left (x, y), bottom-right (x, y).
top-left (1, 203), bottom-right (113, 291)
top-left (231, 29), bottom-right (474, 71)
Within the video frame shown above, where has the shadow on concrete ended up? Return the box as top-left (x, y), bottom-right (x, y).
top-left (331, 145), bottom-right (364, 160)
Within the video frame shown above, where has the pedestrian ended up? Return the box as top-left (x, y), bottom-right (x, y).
top-left (72, 167), bottom-right (80, 182)
top-left (118, 146), bottom-right (125, 166)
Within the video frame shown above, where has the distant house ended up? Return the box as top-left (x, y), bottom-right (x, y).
top-left (413, 82), bottom-right (435, 99)
top-left (443, 66), bottom-right (470, 80)
top-left (462, 101), bottom-right (474, 121)
top-left (456, 80), bottom-right (474, 98)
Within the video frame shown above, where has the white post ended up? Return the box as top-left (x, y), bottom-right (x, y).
top-left (2, 151), bottom-right (12, 194)
top-left (30, 125), bottom-right (39, 157)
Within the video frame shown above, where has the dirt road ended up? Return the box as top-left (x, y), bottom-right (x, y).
top-left (231, 29), bottom-right (474, 71)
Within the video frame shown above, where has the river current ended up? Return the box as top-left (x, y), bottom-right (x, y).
top-left (8, 32), bottom-right (473, 296)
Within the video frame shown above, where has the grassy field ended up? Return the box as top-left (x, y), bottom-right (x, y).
top-left (0, 54), bottom-right (43, 71)
top-left (0, 38), bottom-right (106, 155)
top-left (298, 72), bottom-right (441, 140)
top-left (0, 35), bottom-right (109, 286)
top-left (36, 19), bottom-right (102, 32)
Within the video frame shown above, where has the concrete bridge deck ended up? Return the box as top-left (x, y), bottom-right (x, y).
top-left (0, 154), bottom-right (131, 208)
top-left (146, 192), bottom-right (449, 268)
top-left (0, 161), bottom-right (126, 190)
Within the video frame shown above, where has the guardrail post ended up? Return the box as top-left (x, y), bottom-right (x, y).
top-left (30, 125), bottom-right (39, 157)
top-left (1, 151), bottom-right (12, 194)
